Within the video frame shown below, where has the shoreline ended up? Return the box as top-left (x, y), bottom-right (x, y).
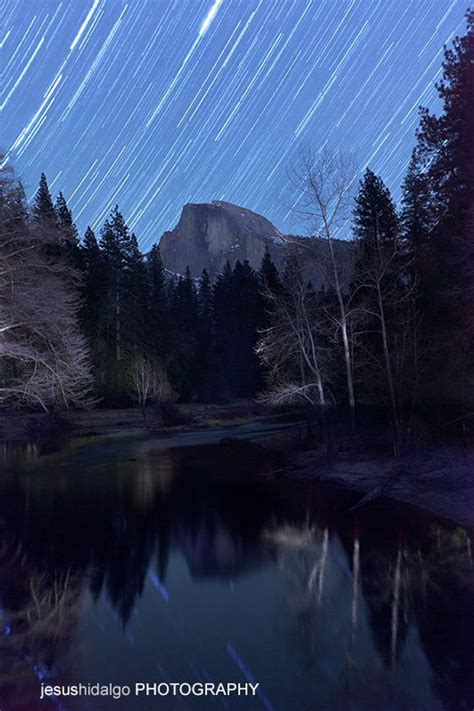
top-left (0, 401), bottom-right (295, 442)
top-left (288, 442), bottom-right (474, 530)
top-left (2, 405), bottom-right (473, 530)
top-left (250, 429), bottom-right (474, 529)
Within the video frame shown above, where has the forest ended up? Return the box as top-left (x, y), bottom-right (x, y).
top-left (0, 12), bottom-right (473, 446)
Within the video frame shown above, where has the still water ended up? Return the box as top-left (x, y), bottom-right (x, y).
top-left (0, 425), bottom-right (473, 711)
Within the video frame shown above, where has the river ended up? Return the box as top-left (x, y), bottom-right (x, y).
top-left (0, 423), bottom-right (473, 710)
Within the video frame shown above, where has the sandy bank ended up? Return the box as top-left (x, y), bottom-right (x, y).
top-left (288, 445), bottom-right (474, 529)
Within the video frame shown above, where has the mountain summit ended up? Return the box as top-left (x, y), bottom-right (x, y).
top-left (159, 201), bottom-right (286, 276)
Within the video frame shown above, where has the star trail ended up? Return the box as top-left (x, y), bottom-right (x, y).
top-left (0, 0), bottom-right (466, 248)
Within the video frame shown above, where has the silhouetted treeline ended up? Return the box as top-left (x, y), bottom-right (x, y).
top-left (79, 207), bottom-right (280, 403)
top-left (0, 163), bottom-right (281, 407)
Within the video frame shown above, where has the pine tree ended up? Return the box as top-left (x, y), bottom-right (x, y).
top-left (31, 172), bottom-right (63, 263)
top-left (351, 168), bottom-right (403, 322)
top-left (124, 232), bottom-right (149, 355)
top-left (173, 267), bottom-right (197, 331)
top-left (98, 208), bottom-right (152, 399)
top-left (353, 168), bottom-right (399, 254)
top-left (400, 150), bottom-right (436, 338)
top-left (97, 207), bottom-right (134, 401)
top-left (81, 226), bottom-right (105, 362)
top-left (32, 173), bottom-right (56, 222)
top-left (259, 248), bottom-right (280, 293)
top-left (400, 151), bottom-right (433, 276)
top-left (229, 260), bottom-right (262, 396)
top-left (351, 169), bottom-right (406, 439)
top-left (416, 10), bottom-right (474, 247)
top-left (147, 244), bottom-right (170, 361)
top-left (195, 269), bottom-right (216, 400)
top-left (198, 269), bottom-right (213, 321)
top-left (413, 10), bottom-right (474, 405)
top-left (55, 191), bottom-right (82, 268)
top-left (258, 248), bottom-right (281, 333)
top-left (55, 192), bottom-right (74, 231)
top-left (213, 260), bottom-right (236, 400)
top-left (100, 206), bottom-right (128, 273)
top-left (169, 267), bottom-right (199, 399)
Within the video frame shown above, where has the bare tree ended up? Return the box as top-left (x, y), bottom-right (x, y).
top-left (256, 258), bottom-right (332, 437)
top-left (130, 356), bottom-right (172, 416)
top-left (288, 147), bottom-right (357, 427)
top-left (0, 160), bottom-right (93, 411)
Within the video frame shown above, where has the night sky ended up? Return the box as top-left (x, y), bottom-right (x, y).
top-left (1, 0), bottom-right (466, 249)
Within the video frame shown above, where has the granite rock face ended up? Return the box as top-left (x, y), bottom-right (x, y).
top-left (159, 200), bottom-right (354, 288)
top-left (159, 201), bottom-right (286, 276)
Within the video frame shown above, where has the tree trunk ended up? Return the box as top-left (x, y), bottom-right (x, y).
top-left (377, 281), bottom-right (400, 450)
top-left (115, 291), bottom-right (121, 361)
top-left (328, 234), bottom-right (356, 429)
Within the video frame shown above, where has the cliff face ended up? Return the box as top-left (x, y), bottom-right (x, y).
top-left (159, 201), bottom-right (286, 276)
top-left (159, 200), bottom-right (354, 288)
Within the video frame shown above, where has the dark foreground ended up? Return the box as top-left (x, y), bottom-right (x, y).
top-left (0, 426), bottom-right (473, 711)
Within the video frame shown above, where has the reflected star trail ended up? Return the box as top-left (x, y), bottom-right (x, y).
top-left (0, 0), bottom-right (466, 248)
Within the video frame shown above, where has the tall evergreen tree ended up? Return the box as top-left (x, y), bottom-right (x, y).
top-left (213, 260), bottom-right (236, 400)
top-left (416, 10), bottom-right (474, 248)
top-left (124, 232), bottom-right (150, 355)
top-left (195, 268), bottom-right (216, 400)
top-left (147, 244), bottom-right (170, 361)
top-left (352, 168), bottom-right (399, 254)
top-left (97, 207), bottom-right (140, 400)
top-left (169, 267), bottom-right (199, 399)
top-left (96, 210), bottom-right (150, 399)
top-left (172, 267), bottom-right (197, 331)
top-left (55, 191), bottom-right (82, 268)
top-left (414, 10), bottom-right (474, 404)
top-left (259, 248), bottom-right (280, 292)
top-left (198, 268), bottom-right (213, 321)
top-left (400, 150), bottom-right (435, 352)
top-left (351, 169), bottom-right (406, 439)
top-left (32, 173), bottom-right (56, 222)
top-left (81, 226), bottom-right (105, 363)
top-left (351, 168), bottom-right (403, 324)
top-left (229, 260), bottom-right (262, 396)
top-left (258, 248), bottom-right (281, 333)
top-left (400, 151), bottom-right (433, 279)
top-left (55, 192), bottom-right (74, 232)
top-left (31, 173), bottom-right (64, 262)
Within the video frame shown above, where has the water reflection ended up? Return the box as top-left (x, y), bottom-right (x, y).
top-left (0, 440), bottom-right (473, 710)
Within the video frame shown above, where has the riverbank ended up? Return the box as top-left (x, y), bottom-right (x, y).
top-left (264, 432), bottom-right (474, 529)
top-left (0, 400), bottom-right (297, 443)
top-left (2, 403), bottom-right (473, 530)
